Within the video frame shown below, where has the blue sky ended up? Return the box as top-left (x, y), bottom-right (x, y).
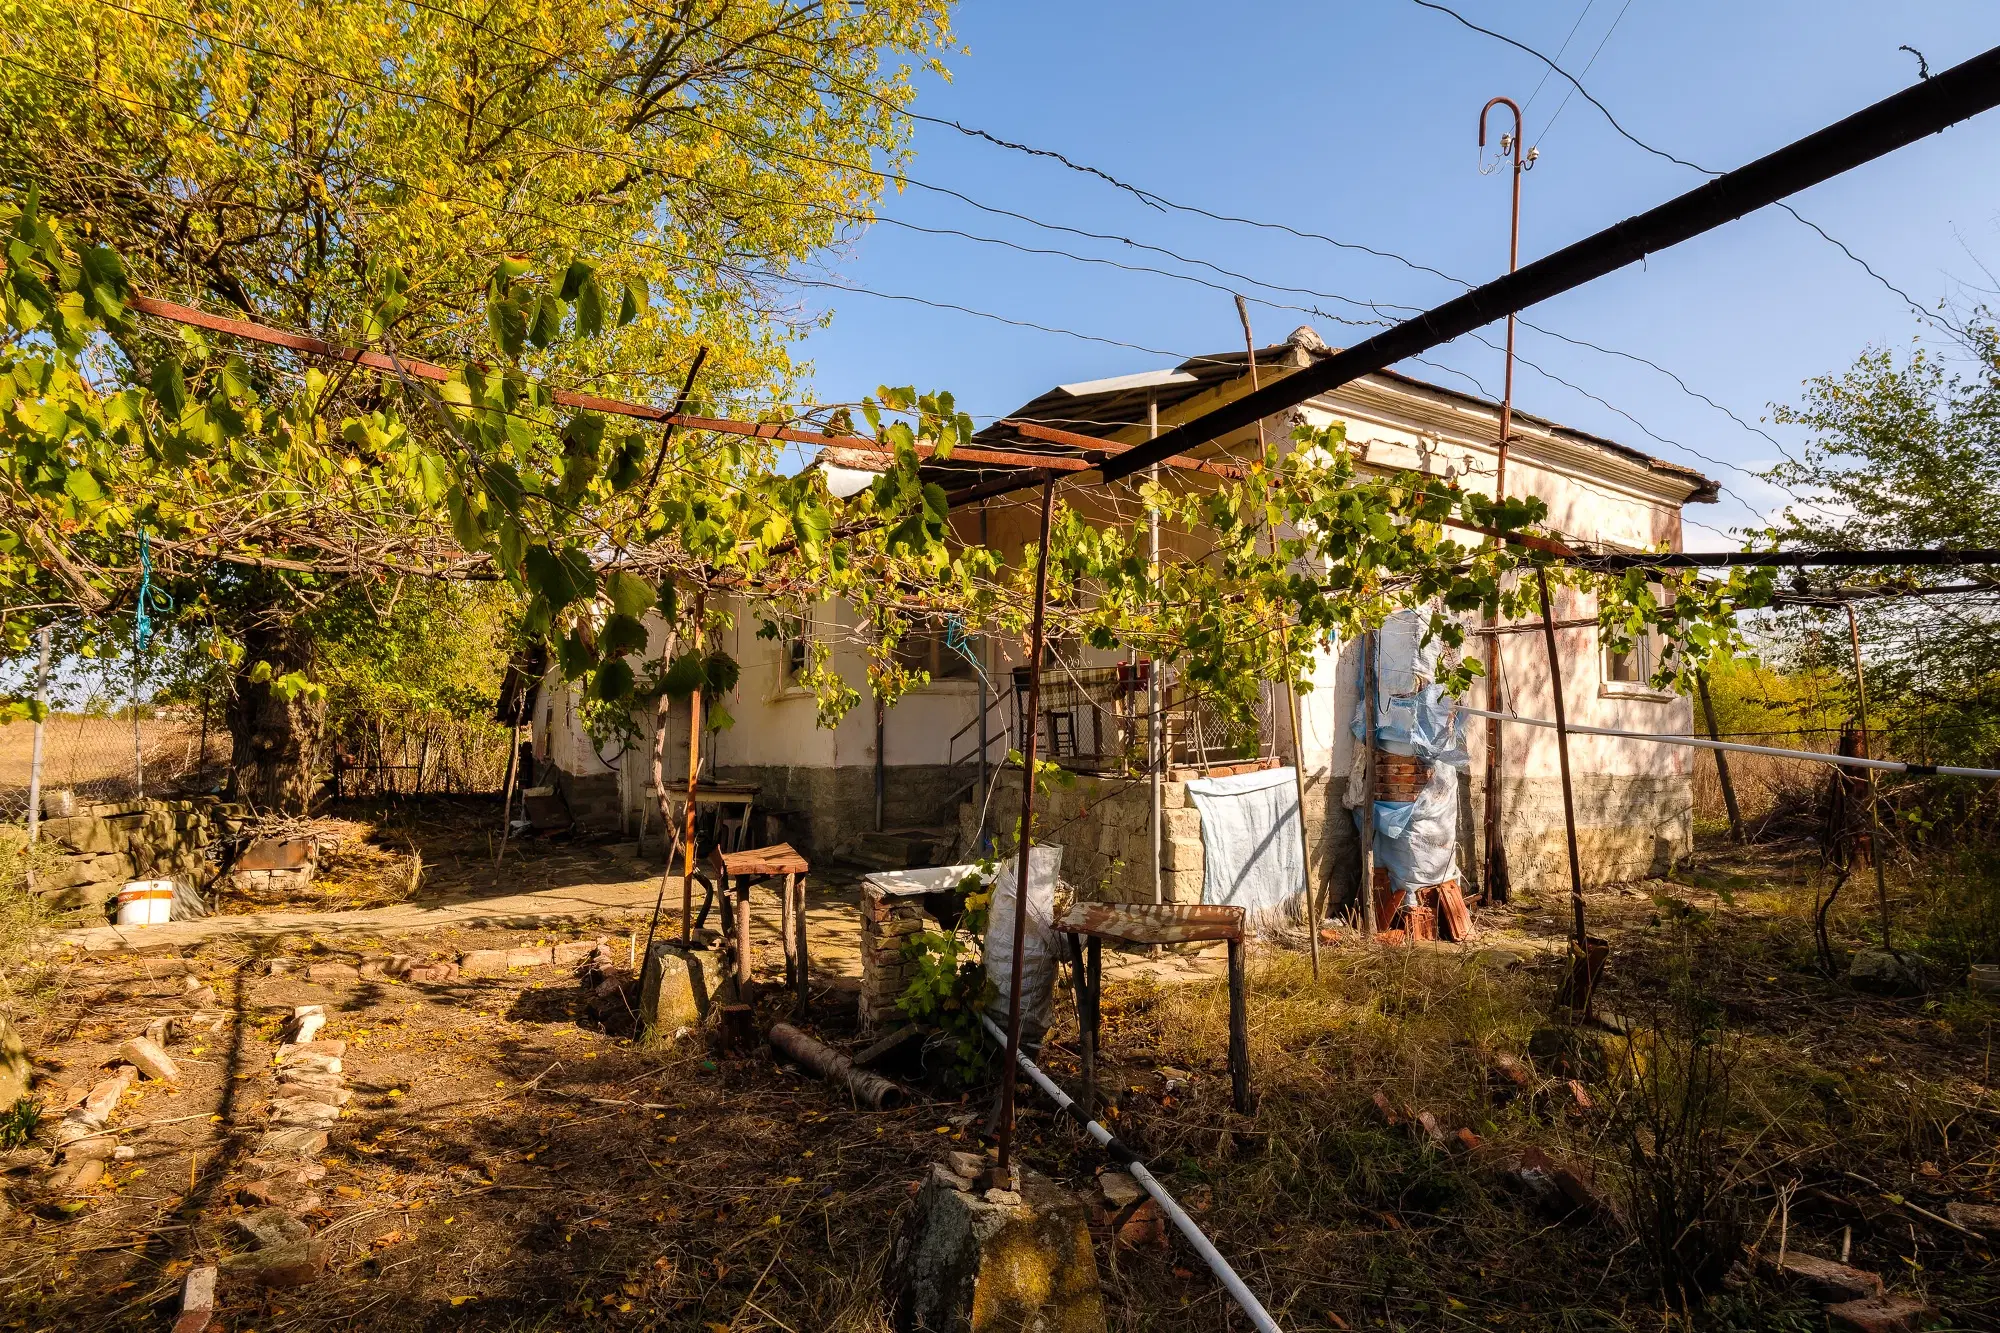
top-left (788, 0), bottom-right (2000, 550)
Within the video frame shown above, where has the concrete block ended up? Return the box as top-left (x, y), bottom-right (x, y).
top-left (222, 1240), bottom-right (325, 1288)
top-left (1163, 869), bottom-right (1203, 904)
top-left (1162, 807), bottom-right (1200, 840)
top-left (889, 1164), bottom-right (1105, 1333)
top-left (234, 1207), bottom-right (309, 1249)
top-left (458, 949), bottom-right (510, 975)
top-left (254, 1127), bottom-right (329, 1160)
top-left (119, 1037), bottom-right (180, 1083)
top-left (507, 947), bottom-right (554, 968)
top-left (1159, 782), bottom-right (1189, 809)
top-left (639, 943), bottom-right (710, 1038)
top-left (305, 963), bottom-right (358, 984)
top-left (40, 852), bottom-right (136, 893)
top-left (1162, 837), bottom-right (1203, 872)
top-left (171, 1265), bottom-right (217, 1333)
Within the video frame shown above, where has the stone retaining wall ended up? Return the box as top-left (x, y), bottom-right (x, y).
top-left (981, 769), bottom-right (1204, 905)
top-left (33, 793), bottom-right (237, 920)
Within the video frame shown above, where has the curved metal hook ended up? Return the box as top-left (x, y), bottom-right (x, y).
top-left (1478, 95), bottom-right (1524, 173)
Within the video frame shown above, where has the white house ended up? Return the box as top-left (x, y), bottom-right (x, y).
top-left (532, 326), bottom-right (1717, 902)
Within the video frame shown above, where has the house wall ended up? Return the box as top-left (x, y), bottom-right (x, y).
top-left (533, 367), bottom-right (1700, 892)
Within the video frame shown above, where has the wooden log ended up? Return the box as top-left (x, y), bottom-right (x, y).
top-left (1225, 938), bottom-right (1252, 1113)
top-left (768, 1022), bottom-right (907, 1110)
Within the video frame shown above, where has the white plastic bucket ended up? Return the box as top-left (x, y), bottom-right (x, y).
top-left (115, 880), bottom-right (176, 927)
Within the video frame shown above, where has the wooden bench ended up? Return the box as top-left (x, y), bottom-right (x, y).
top-left (1052, 901), bottom-right (1252, 1115)
top-left (711, 843), bottom-right (812, 1017)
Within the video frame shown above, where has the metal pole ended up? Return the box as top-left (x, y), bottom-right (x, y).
top-left (980, 1014), bottom-right (1284, 1333)
top-left (997, 476), bottom-right (1058, 1178)
top-left (1846, 604), bottom-right (1893, 950)
top-left (1477, 96), bottom-right (1527, 906)
top-left (1234, 295), bottom-right (1320, 977)
top-left (874, 695), bottom-right (886, 832)
top-left (1695, 669), bottom-right (1744, 843)
top-left (1357, 631), bottom-right (1379, 940)
top-left (978, 501), bottom-right (991, 812)
top-left (1534, 570), bottom-right (1587, 950)
top-left (26, 626), bottom-right (51, 854)
top-left (681, 593), bottom-right (705, 947)
top-left (1148, 393), bottom-right (1164, 923)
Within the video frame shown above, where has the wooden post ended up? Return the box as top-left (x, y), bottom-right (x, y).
top-left (1357, 631), bottom-right (1380, 940)
top-left (1695, 669), bottom-right (1744, 843)
top-left (1846, 604), bottom-right (1893, 950)
top-left (996, 475), bottom-right (1058, 1179)
top-left (639, 624), bottom-right (682, 972)
top-left (681, 594), bottom-right (705, 947)
top-left (1535, 570), bottom-right (1591, 996)
top-left (1226, 936), bottom-right (1252, 1113)
top-left (1235, 294), bottom-right (1322, 979)
top-left (494, 691), bottom-right (527, 867)
top-left (791, 873), bottom-right (810, 1018)
top-left (1067, 931), bottom-right (1093, 1121)
top-left (25, 627), bottom-right (50, 881)
top-left (1148, 391), bottom-right (1165, 960)
top-left (734, 879), bottom-right (752, 994)
top-left (780, 869), bottom-right (796, 985)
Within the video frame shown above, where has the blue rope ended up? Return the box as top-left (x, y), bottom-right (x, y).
top-left (134, 529), bottom-right (171, 652)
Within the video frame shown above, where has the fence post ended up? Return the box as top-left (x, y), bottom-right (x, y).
top-left (26, 627), bottom-right (52, 857)
top-left (1694, 670), bottom-right (1744, 843)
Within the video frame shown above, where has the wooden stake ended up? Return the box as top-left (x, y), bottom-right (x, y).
top-left (1846, 604), bottom-right (1893, 950)
top-left (681, 593), bottom-right (706, 947)
top-left (1695, 669), bottom-right (1744, 843)
top-left (1358, 631), bottom-right (1379, 941)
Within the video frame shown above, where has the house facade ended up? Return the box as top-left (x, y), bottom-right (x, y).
top-left (532, 326), bottom-right (1717, 902)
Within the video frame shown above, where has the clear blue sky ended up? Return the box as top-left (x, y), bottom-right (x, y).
top-left (789, 0), bottom-right (2000, 550)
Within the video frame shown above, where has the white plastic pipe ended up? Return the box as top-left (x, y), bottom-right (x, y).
top-left (1458, 704), bottom-right (2000, 780)
top-left (980, 1015), bottom-right (1284, 1333)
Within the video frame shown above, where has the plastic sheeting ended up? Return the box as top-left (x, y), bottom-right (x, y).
top-left (1187, 766), bottom-right (1307, 938)
top-left (984, 844), bottom-right (1066, 1054)
top-left (1350, 609), bottom-right (1466, 901)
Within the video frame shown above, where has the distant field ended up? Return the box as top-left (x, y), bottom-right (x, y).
top-left (0, 714), bottom-right (227, 814)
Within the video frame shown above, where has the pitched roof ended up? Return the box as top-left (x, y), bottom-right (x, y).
top-left (942, 326), bottom-right (1719, 504)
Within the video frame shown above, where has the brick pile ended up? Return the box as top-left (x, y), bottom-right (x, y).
top-left (859, 884), bottom-right (925, 1030)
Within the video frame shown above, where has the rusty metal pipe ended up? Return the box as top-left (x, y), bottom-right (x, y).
top-left (996, 476), bottom-right (1058, 1175)
top-left (1477, 94), bottom-right (1527, 906)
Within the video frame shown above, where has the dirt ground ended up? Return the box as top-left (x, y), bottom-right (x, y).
top-left (3, 828), bottom-right (1998, 1332)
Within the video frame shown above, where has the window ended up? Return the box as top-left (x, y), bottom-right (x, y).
top-left (783, 616), bottom-right (810, 686)
top-left (891, 616), bottom-right (976, 682)
top-left (1605, 633), bottom-right (1653, 685)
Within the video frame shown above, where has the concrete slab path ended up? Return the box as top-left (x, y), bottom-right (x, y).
top-left (56, 868), bottom-right (1232, 988)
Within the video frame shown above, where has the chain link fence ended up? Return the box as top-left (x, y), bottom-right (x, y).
top-left (0, 706), bottom-right (229, 823)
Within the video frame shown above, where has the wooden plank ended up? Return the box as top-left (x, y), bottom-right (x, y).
top-left (1052, 901), bottom-right (1244, 945)
top-left (716, 842), bottom-right (810, 878)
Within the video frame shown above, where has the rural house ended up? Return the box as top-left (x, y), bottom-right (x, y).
top-left (531, 326), bottom-right (1718, 904)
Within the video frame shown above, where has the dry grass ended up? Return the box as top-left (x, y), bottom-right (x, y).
top-left (0, 714), bottom-right (227, 813)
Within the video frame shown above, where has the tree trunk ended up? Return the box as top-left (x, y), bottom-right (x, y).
top-left (226, 626), bottom-right (325, 813)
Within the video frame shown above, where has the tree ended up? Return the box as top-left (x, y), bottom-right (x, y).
top-left (1762, 320), bottom-right (2000, 766)
top-left (0, 0), bottom-right (959, 806)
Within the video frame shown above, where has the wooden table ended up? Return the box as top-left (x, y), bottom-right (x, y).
top-left (642, 780), bottom-right (761, 858)
top-left (711, 843), bottom-right (812, 1017)
top-left (1053, 901), bottom-right (1251, 1115)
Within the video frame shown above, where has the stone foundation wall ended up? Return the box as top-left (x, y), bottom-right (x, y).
top-left (983, 769), bottom-right (1204, 905)
top-left (712, 763), bottom-right (964, 860)
top-left (33, 793), bottom-right (234, 919)
top-left (858, 883), bottom-right (924, 1030)
top-left (1491, 773), bottom-right (1692, 892)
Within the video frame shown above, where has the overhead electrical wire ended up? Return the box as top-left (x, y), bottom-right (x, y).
top-left (1408, 0), bottom-right (1943, 326)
